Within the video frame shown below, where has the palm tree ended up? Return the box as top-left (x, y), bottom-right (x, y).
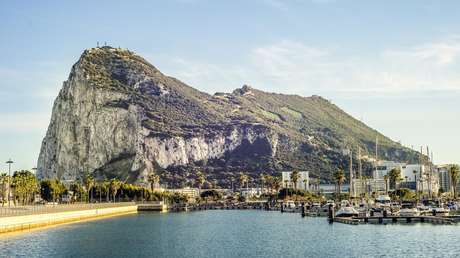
top-left (272, 176), bottom-right (281, 194)
top-left (110, 179), bottom-right (122, 202)
top-left (147, 173), bottom-right (160, 191)
top-left (333, 169), bottom-right (345, 200)
top-left (10, 170), bottom-right (38, 205)
top-left (103, 179), bottom-right (110, 202)
top-left (315, 178), bottom-right (321, 194)
top-left (239, 172), bottom-right (249, 193)
top-left (290, 170), bottom-right (300, 192)
top-left (388, 168), bottom-right (401, 190)
top-left (260, 174), bottom-right (266, 194)
top-left (303, 179), bottom-right (308, 192)
top-left (96, 181), bottom-right (104, 203)
top-left (0, 173), bottom-right (9, 206)
top-left (383, 175), bottom-right (389, 194)
top-left (196, 171), bottom-right (206, 195)
top-left (83, 173), bottom-right (95, 203)
top-left (450, 165), bottom-right (459, 198)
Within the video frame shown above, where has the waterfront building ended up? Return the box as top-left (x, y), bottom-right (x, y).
top-left (241, 187), bottom-right (262, 198)
top-left (281, 171), bottom-right (309, 191)
top-left (372, 160), bottom-right (440, 195)
top-left (351, 178), bottom-right (386, 196)
top-left (438, 165), bottom-right (451, 192)
top-left (318, 184), bottom-right (349, 194)
top-left (436, 164), bottom-right (460, 194)
top-left (167, 187), bottom-right (199, 198)
top-left (374, 161), bottom-right (405, 179)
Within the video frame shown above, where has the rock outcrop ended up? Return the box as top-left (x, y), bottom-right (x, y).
top-left (37, 47), bottom-right (419, 185)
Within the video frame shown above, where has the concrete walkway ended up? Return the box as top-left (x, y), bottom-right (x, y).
top-left (0, 204), bottom-right (138, 234)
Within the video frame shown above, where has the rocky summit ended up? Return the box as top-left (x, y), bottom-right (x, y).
top-left (37, 46), bottom-right (419, 186)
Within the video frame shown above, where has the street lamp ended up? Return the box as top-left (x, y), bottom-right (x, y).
top-left (6, 159), bottom-right (13, 208)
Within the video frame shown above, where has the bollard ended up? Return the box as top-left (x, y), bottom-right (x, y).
top-left (328, 204), bottom-right (335, 224)
top-left (301, 204), bottom-right (306, 218)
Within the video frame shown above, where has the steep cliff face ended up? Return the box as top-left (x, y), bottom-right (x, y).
top-left (37, 47), bottom-right (279, 183)
top-left (37, 46), bottom-right (419, 184)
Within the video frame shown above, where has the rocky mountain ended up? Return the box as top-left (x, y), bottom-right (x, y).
top-left (37, 46), bottom-right (419, 186)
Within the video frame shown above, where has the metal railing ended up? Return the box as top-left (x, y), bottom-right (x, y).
top-left (0, 202), bottom-right (136, 217)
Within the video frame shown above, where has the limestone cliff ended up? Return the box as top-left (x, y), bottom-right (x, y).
top-left (37, 46), bottom-right (419, 185)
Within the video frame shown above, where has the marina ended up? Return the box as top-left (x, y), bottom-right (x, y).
top-left (1, 210), bottom-right (460, 258)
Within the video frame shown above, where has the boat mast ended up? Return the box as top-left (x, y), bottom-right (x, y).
top-left (427, 146), bottom-right (432, 199)
top-left (374, 136), bottom-right (379, 179)
top-left (419, 146), bottom-right (423, 195)
top-left (349, 149), bottom-right (353, 199)
top-left (358, 146), bottom-right (362, 179)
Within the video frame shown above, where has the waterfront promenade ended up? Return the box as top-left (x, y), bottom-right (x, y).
top-left (0, 202), bottom-right (138, 234)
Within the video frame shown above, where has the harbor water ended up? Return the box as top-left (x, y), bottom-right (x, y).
top-left (1, 210), bottom-right (459, 257)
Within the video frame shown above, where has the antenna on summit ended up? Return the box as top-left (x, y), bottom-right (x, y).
top-left (97, 41), bottom-right (99, 47)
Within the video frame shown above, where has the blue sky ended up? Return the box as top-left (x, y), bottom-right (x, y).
top-left (1, 0), bottom-right (459, 171)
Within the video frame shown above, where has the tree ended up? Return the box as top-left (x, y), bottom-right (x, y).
top-left (83, 173), bottom-right (95, 203)
top-left (239, 172), bottom-right (249, 192)
top-left (266, 175), bottom-right (281, 195)
top-left (147, 173), bottom-right (160, 191)
top-left (70, 182), bottom-right (85, 202)
top-left (333, 169), bottom-right (345, 200)
top-left (110, 179), bottom-right (122, 202)
top-left (388, 168), bottom-right (402, 190)
top-left (260, 174), bottom-right (266, 194)
top-left (383, 175), bottom-right (389, 194)
top-left (290, 170), bottom-right (300, 191)
top-left (200, 190), bottom-right (222, 201)
top-left (0, 173), bottom-right (9, 206)
top-left (196, 171), bottom-right (206, 195)
top-left (12, 170), bottom-right (38, 205)
top-left (393, 188), bottom-right (415, 200)
top-left (450, 165), bottom-right (459, 198)
top-left (40, 179), bottom-right (66, 203)
top-left (103, 179), bottom-right (111, 202)
top-left (303, 179), bottom-right (308, 192)
top-left (96, 181), bottom-right (105, 203)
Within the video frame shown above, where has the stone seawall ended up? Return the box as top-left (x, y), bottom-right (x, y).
top-left (0, 205), bottom-right (138, 234)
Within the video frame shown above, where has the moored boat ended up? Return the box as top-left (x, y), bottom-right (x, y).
top-left (336, 206), bottom-right (359, 217)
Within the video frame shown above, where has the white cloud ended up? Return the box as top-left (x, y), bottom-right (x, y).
top-left (160, 37), bottom-right (460, 99)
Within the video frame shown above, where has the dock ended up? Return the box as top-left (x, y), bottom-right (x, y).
top-left (332, 216), bottom-right (458, 225)
top-left (137, 202), bottom-right (168, 212)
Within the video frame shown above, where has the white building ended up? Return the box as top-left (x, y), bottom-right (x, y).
top-left (167, 187), bottom-right (199, 198)
top-left (374, 161), bottom-right (405, 179)
top-left (281, 171), bottom-right (309, 191)
top-left (351, 178), bottom-right (387, 196)
top-left (437, 165), bottom-right (452, 193)
top-left (241, 187), bottom-right (263, 198)
top-left (373, 160), bottom-right (439, 192)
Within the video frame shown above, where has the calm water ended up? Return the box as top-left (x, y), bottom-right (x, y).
top-left (1, 210), bottom-right (459, 258)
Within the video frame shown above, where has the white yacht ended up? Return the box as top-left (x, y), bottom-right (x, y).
top-left (375, 195), bottom-right (391, 208)
top-left (399, 202), bottom-right (420, 217)
top-left (336, 206), bottom-right (359, 217)
top-left (431, 207), bottom-right (450, 217)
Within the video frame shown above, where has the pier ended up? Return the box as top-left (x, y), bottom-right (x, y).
top-left (331, 216), bottom-right (459, 225)
top-left (137, 202), bottom-right (168, 212)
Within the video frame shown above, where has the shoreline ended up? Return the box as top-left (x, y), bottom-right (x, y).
top-left (0, 205), bottom-right (138, 237)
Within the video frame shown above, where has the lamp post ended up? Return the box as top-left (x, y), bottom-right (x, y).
top-left (6, 159), bottom-right (13, 208)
